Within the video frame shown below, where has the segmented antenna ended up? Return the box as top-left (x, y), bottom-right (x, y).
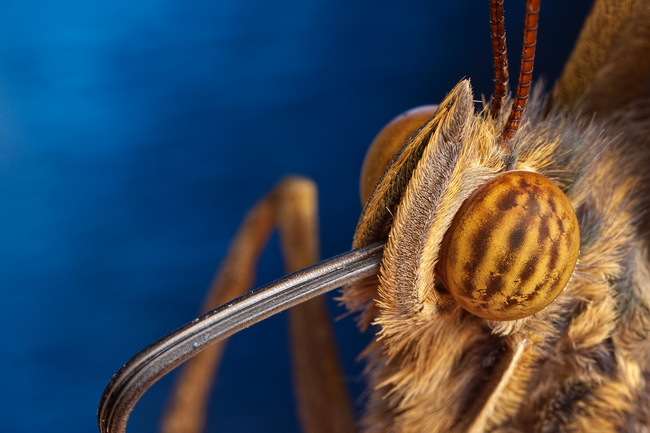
top-left (502, 0), bottom-right (540, 146)
top-left (489, 0), bottom-right (508, 119)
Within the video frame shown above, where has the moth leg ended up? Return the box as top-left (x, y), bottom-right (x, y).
top-left (275, 179), bottom-right (357, 433)
top-left (161, 175), bottom-right (355, 433)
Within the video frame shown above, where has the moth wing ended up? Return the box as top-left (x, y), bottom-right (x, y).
top-left (551, 0), bottom-right (650, 114)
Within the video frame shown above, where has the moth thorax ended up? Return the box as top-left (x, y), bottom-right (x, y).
top-left (436, 170), bottom-right (580, 321)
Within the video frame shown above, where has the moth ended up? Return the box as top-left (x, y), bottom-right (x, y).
top-left (98, 0), bottom-right (650, 432)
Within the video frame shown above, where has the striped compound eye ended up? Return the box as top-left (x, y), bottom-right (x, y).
top-left (437, 171), bottom-right (580, 321)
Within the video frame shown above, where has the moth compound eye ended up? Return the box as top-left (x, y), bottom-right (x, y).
top-left (359, 105), bottom-right (438, 204)
top-left (436, 171), bottom-right (580, 321)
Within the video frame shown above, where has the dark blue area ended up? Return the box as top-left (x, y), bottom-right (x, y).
top-left (0, 1), bottom-right (591, 432)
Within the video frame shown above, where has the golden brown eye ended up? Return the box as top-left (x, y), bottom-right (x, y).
top-left (359, 105), bottom-right (438, 204)
top-left (437, 171), bottom-right (580, 321)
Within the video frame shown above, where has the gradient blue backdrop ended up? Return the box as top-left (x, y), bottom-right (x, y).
top-left (0, 1), bottom-right (592, 432)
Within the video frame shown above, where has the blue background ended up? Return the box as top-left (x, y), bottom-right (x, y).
top-left (0, 1), bottom-right (591, 432)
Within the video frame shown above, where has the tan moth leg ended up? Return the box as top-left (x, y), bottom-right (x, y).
top-left (161, 176), bottom-right (355, 433)
top-left (276, 180), bottom-right (356, 433)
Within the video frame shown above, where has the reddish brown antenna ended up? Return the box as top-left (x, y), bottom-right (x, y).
top-left (502, 0), bottom-right (540, 146)
top-left (489, 0), bottom-right (508, 119)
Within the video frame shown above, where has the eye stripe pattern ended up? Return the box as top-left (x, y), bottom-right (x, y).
top-left (438, 171), bottom-right (580, 321)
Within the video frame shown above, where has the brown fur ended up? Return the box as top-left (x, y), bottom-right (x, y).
top-left (341, 80), bottom-right (650, 431)
top-left (341, 0), bottom-right (650, 428)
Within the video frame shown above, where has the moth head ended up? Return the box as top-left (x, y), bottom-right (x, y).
top-left (352, 75), bottom-right (579, 326)
top-left (348, 0), bottom-right (582, 325)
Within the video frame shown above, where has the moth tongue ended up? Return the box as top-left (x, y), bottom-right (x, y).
top-left (97, 241), bottom-right (385, 433)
